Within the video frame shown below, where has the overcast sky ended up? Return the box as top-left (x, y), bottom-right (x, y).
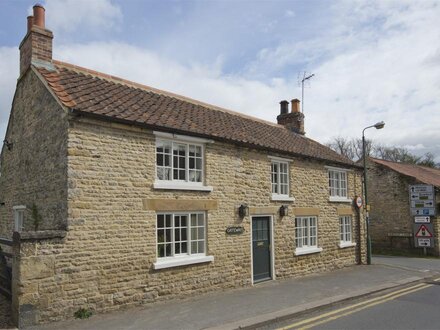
top-left (1, 0), bottom-right (439, 161)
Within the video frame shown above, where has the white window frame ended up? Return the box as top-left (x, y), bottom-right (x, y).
top-left (268, 156), bottom-right (294, 202)
top-left (327, 166), bottom-right (351, 202)
top-left (154, 132), bottom-right (213, 191)
top-left (154, 211), bottom-right (214, 270)
top-left (294, 216), bottom-right (322, 256)
top-left (13, 205), bottom-right (26, 232)
top-left (339, 215), bottom-right (356, 248)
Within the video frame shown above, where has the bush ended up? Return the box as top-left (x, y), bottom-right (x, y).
top-left (74, 308), bottom-right (92, 319)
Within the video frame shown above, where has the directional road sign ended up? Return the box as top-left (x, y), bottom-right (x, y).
top-left (409, 184), bottom-right (436, 217)
top-left (414, 216), bottom-right (431, 223)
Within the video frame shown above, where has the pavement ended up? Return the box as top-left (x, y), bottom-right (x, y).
top-left (20, 256), bottom-right (440, 330)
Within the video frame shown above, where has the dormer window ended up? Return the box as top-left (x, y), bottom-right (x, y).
top-left (154, 132), bottom-right (213, 192)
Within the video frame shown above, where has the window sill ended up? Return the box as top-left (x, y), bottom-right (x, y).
top-left (271, 194), bottom-right (295, 202)
top-left (153, 255), bottom-right (214, 270)
top-left (294, 247), bottom-right (323, 256)
top-left (154, 181), bottom-right (213, 192)
top-left (338, 242), bottom-right (356, 249)
top-left (329, 196), bottom-right (352, 203)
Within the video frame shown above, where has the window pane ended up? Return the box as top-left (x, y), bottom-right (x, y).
top-left (181, 242), bottom-right (187, 253)
top-left (198, 241), bottom-right (204, 253)
top-left (191, 227), bottom-right (197, 240)
top-left (165, 243), bottom-right (172, 257)
top-left (191, 241), bottom-right (197, 254)
top-left (158, 244), bottom-right (165, 257)
top-left (158, 215), bottom-right (164, 228)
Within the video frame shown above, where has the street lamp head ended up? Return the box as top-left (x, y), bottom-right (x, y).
top-left (374, 121), bottom-right (385, 129)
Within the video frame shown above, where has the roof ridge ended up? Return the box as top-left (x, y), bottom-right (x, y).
top-left (52, 59), bottom-right (281, 128)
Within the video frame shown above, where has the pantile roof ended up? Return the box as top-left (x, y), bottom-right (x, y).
top-left (35, 61), bottom-right (356, 167)
top-left (370, 158), bottom-right (440, 187)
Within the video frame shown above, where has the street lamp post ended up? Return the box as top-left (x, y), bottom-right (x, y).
top-left (362, 121), bottom-right (385, 265)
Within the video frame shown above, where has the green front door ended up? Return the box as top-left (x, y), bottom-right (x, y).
top-left (252, 217), bottom-right (271, 282)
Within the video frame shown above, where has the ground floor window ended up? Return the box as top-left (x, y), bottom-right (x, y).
top-left (157, 212), bottom-right (206, 259)
top-left (295, 216), bottom-right (322, 255)
top-left (339, 215), bottom-right (353, 245)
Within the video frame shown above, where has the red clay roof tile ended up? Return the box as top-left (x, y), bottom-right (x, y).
top-left (370, 158), bottom-right (440, 187)
top-left (35, 61), bottom-right (357, 167)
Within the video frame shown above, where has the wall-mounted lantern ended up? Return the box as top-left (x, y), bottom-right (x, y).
top-left (279, 205), bottom-right (289, 217)
top-left (238, 204), bottom-right (249, 219)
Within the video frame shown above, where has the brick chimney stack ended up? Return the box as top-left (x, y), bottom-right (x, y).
top-left (277, 98), bottom-right (305, 135)
top-left (19, 4), bottom-right (53, 77)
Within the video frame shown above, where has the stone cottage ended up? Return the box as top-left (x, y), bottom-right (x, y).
top-left (0, 5), bottom-right (365, 327)
top-left (368, 158), bottom-right (440, 255)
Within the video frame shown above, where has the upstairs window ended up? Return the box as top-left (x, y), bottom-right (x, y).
top-left (271, 161), bottom-right (289, 195)
top-left (328, 167), bottom-right (349, 202)
top-left (154, 132), bottom-right (214, 191)
top-left (269, 156), bottom-right (294, 201)
top-left (156, 140), bottom-right (203, 183)
top-left (13, 205), bottom-right (26, 232)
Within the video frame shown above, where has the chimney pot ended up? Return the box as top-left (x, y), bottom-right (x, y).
top-left (27, 16), bottom-right (34, 33)
top-left (291, 99), bottom-right (300, 113)
top-left (33, 4), bottom-right (45, 28)
top-left (276, 97), bottom-right (305, 135)
top-left (280, 100), bottom-right (289, 115)
top-left (19, 4), bottom-right (53, 77)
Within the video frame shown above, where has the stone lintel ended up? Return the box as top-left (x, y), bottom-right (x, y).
top-left (337, 207), bottom-right (354, 216)
top-left (292, 207), bottom-right (320, 216)
top-left (249, 206), bottom-right (278, 215)
top-left (143, 199), bottom-right (218, 211)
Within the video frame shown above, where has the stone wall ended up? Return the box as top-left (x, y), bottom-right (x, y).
top-left (0, 69), bottom-right (68, 237)
top-left (368, 160), bottom-right (440, 255)
top-left (0, 69), bottom-right (68, 327)
top-left (11, 115), bottom-right (364, 325)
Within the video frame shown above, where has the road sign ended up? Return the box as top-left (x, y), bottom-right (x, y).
top-left (409, 184), bottom-right (436, 217)
top-left (411, 201), bottom-right (435, 208)
top-left (355, 196), bottom-right (363, 209)
top-left (413, 223), bottom-right (435, 248)
top-left (410, 185), bottom-right (434, 194)
top-left (414, 216), bottom-right (431, 223)
top-left (417, 239), bottom-right (432, 247)
top-left (411, 208), bottom-right (435, 216)
top-left (415, 225), bottom-right (433, 238)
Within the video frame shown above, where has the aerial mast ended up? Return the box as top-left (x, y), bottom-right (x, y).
top-left (300, 72), bottom-right (314, 113)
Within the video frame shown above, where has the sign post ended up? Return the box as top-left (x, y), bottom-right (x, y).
top-left (410, 185), bottom-right (436, 255)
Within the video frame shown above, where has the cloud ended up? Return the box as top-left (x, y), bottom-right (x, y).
top-left (1, 0), bottom-right (439, 165)
top-left (245, 0), bottom-right (440, 161)
top-left (40, 0), bottom-right (122, 34)
top-left (54, 42), bottom-right (293, 122)
top-left (0, 47), bottom-right (18, 142)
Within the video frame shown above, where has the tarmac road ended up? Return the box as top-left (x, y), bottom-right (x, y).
top-left (262, 279), bottom-right (440, 330)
